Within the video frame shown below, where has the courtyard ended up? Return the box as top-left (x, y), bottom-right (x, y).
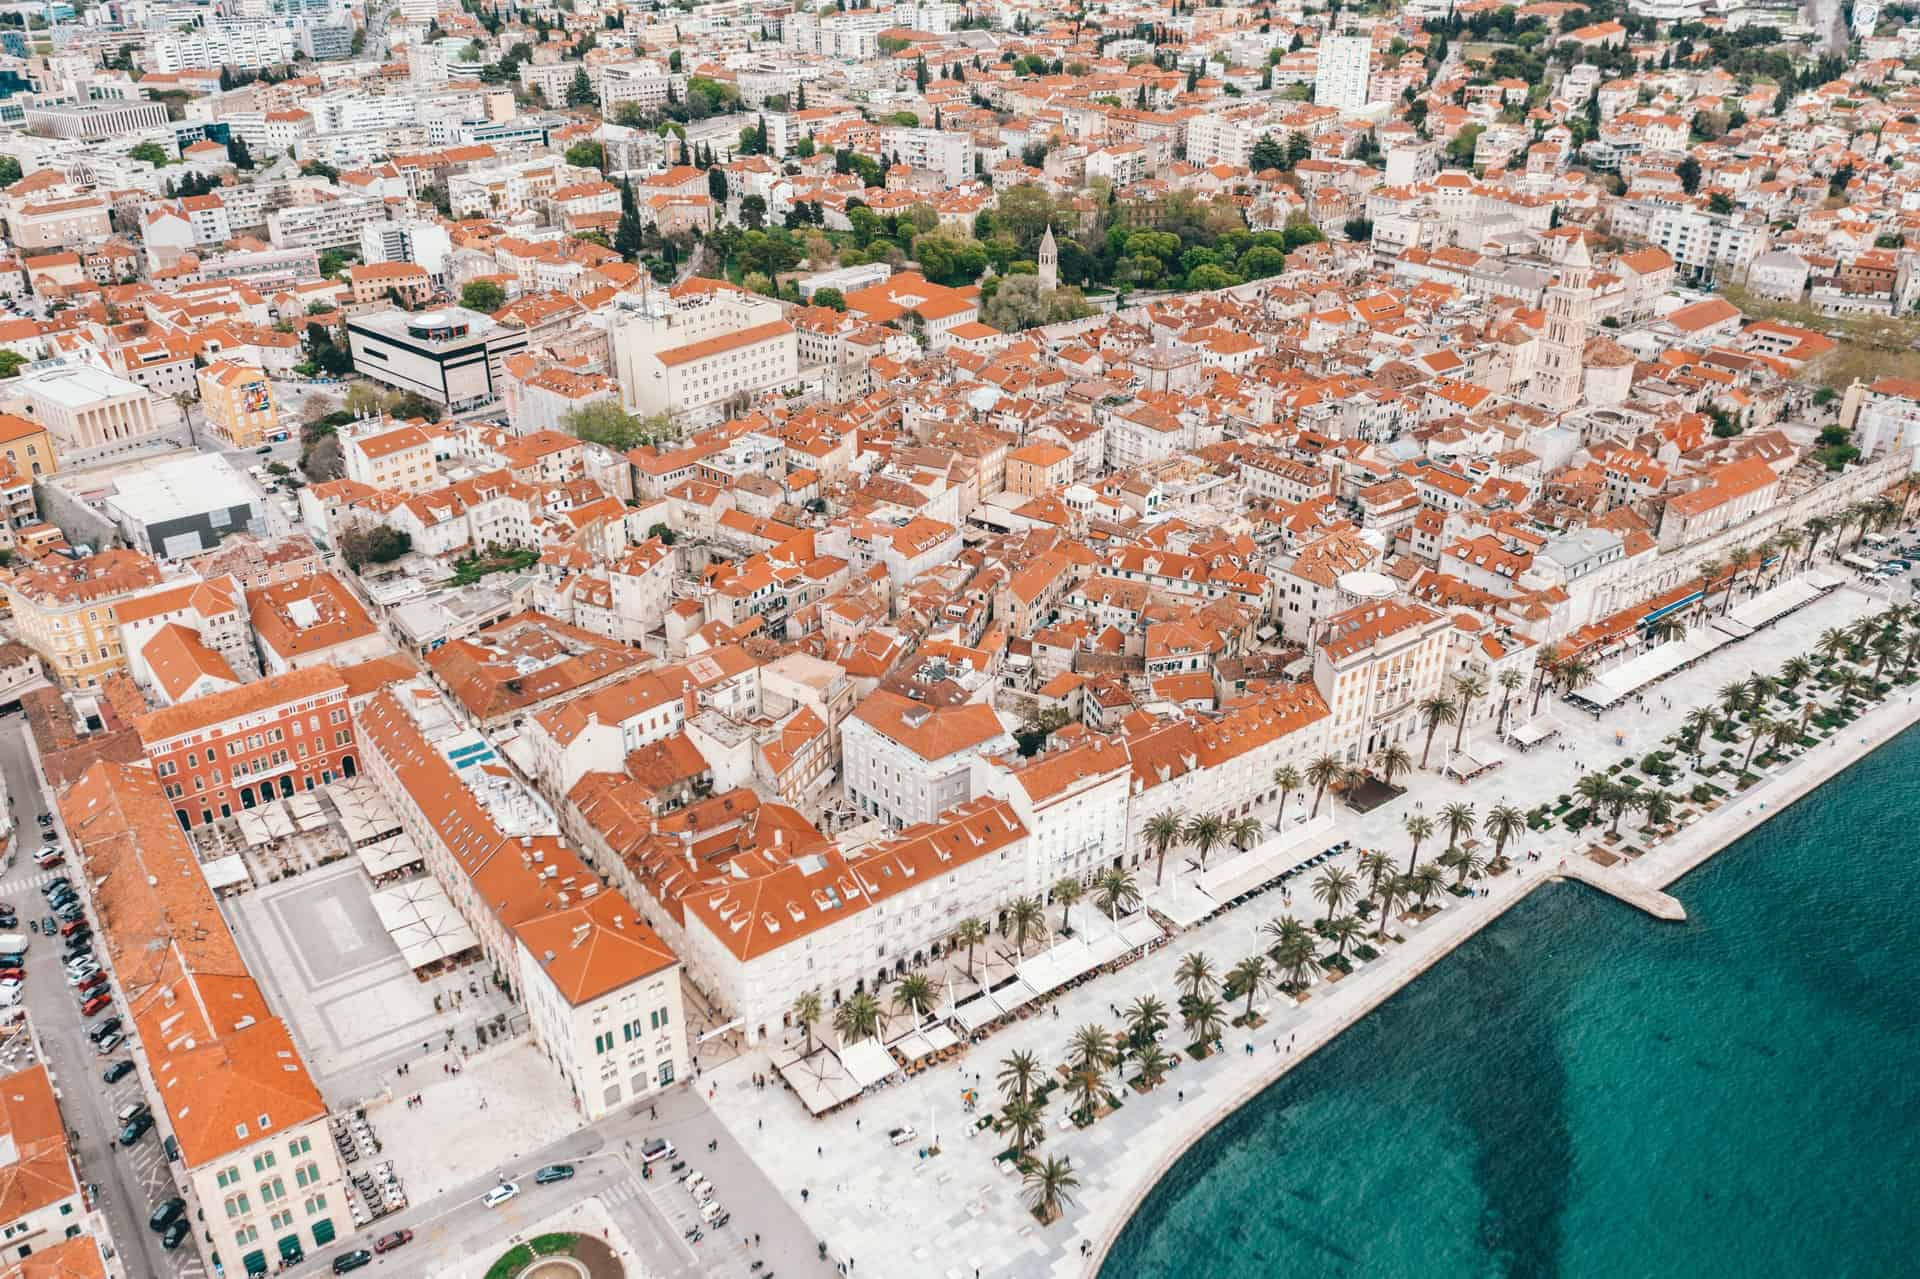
top-left (223, 859), bottom-right (518, 1104)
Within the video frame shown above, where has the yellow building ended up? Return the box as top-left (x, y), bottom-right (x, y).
top-left (1005, 442), bottom-right (1074, 498)
top-left (196, 360), bottom-right (279, 449)
top-left (0, 410), bottom-right (56, 478)
top-left (5, 548), bottom-right (167, 688)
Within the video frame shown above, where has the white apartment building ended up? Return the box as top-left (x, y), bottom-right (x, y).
top-left (1315, 34), bottom-right (1373, 111)
top-left (842, 689), bottom-right (1016, 830)
top-left (267, 196), bottom-right (388, 251)
top-left (609, 291), bottom-right (797, 418)
top-left (1851, 376), bottom-right (1920, 463)
top-left (1609, 199), bottom-right (1769, 278)
top-left (598, 61), bottom-right (687, 114)
top-left (1312, 599), bottom-right (1453, 764)
top-left (971, 737), bottom-right (1131, 891)
top-left (881, 126), bottom-right (971, 187)
top-left (677, 798), bottom-right (1029, 1043)
top-left (149, 22), bottom-right (297, 73)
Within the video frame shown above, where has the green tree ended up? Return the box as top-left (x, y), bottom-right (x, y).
top-left (739, 193), bottom-right (767, 229)
top-left (614, 178), bottom-right (644, 260)
top-left (567, 67), bottom-right (596, 108)
top-left (338, 526), bottom-right (412, 569)
top-left (565, 141), bottom-right (605, 171)
top-left (128, 141), bottom-right (172, 167)
top-left (228, 135), bottom-right (254, 170)
top-left (563, 400), bottom-right (668, 450)
top-left (459, 280), bottom-right (506, 313)
top-left (811, 287), bottom-right (846, 311)
top-left (708, 167), bottom-right (729, 201)
top-left (1248, 133), bottom-right (1286, 172)
top-left (912, 231), bottom-right (990, 286)
top-left (0, 350), bottom-right (25, 378)
top-left (0, 156), bottom-right (19, 189)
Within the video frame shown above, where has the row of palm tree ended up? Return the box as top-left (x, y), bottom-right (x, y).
top-left (1143, 809), bottom-right (1266, 885)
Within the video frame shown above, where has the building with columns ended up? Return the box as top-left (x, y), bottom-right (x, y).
top-left (10, 363), bottom-right (165, 457)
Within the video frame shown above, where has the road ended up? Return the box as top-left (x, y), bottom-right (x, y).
top-left (278, 1083), bottom-right (832, 1279)
top-left (0, 716), bottom-right (203, 1279)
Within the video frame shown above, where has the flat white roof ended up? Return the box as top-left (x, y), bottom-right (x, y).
top-left (25, 363), bottom-right (146, 409)
top-left (106, 454), bottom-right (257, 523)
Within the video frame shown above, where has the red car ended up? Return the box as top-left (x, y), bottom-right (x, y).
top-left (0, 968), bottom-right (20, 983)
top-left (76, 971), bottom-right (107, 994)
top-left (79, 992), bottom-right (112, 1017)
top-left (373, 1230), bottom-right (413, 1254)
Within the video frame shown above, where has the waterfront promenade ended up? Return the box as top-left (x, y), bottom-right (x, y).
top-left (700, 579), bottom-right (1906, 1279)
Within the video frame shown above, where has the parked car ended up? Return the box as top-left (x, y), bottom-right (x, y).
top-left (76, 971), bottom-right (106, 995)
top-left (40, 877), bottom-right (68, 896)
top-left (80, 992), bottom-right (112, 1017)
top-left (40, 918), bottom-right (55, 936)
top-left (89, 1016), bottom-right (122, 1042)
top-left (102, 1060), bottom-right (135, 1084)
top-left (640, 1137), bottom-right (675, 1163)
top-left (534, 1164), bottom-right (574, 1185)
top-left (160, 1217), bottom-right (189, 1250)
top-left (119, 1112), bottom-right (154, 1145)
top-left (116, 1102), bottom-right (150, 1126)
top-left (481, 1181), bottom-right (520, 1208)
top-left (372, 1229), bottom-right (413, 1254)
top-left (887, 1125), bottom-right (918, 1147)
top-left (59, 917), bottom-right (88, 937)
top-left (148, 1197), bottom-right (185, 1232)
top-left (0, 969), bottom-right (21, 984)
top-left (95, 1033), bottom-right (122, 1055)
top-left (35, 848), bottom-right (63, 869)
top-left (330, 1250), bottom-right (372, 1274)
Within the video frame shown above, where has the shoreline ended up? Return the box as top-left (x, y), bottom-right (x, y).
top-left (1074, 684), bottom-right (1920, 1278)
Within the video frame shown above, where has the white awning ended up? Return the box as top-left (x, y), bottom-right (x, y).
top-left (200, 854), bottom-right (250, 892)
top-left (951, 994), bottom-right (1000, 1032)
top-left (356, 832), bottom-right (422, 880)
top-left (778, 1049), bottom-right (860, 1115)
top-left (1509, 718), bottom-right (1562, 746)
top-left (989, 976), bottom-right (1041, 1016)
top-left (1581, 636), bottom-right (1707, 707)
top-left (1728, 576), bottom-right (1821, 630)
top-left (369, 877), bottom-right (479, 972)
top-left (837, 1037), bottom-right (899, 1089)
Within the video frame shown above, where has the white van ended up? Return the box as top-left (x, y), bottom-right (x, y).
top-left (0, 934), bottom-right (27, 955)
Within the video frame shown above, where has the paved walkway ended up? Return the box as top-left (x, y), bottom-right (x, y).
top-left (701, 577), bottom-right (1890, 1279)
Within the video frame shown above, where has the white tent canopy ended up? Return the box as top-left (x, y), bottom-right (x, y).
top-left (369, 878), bottom-right (479, 972)
top-left (1509, 718), bottom-right (1562, 747)
top-left (356, 832), bottom-right (423, 880)
top-left (200, 854), bottom-right (250, 893)
top-left (838, 1037), bottom-right (899, 1089)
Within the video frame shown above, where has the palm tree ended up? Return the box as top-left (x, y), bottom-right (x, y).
top-left (1374, 742), bottom-right (1413, 787)
top-left (1409, 862), bottom-right (1446, 909)
top-left (1002, 1097), bottom-right (1043, 1156)
top-left (1773, 528), bottom-right (1802, 578)
top-left (1183, 994), bottom-right (1225, 1051)
top-left (1227, 955), bottom-right (1269, 1023)
top-left (893, 972), bottom-right (934, 1022)
top-left (1739, 715), bottom-right (1771, 774)
top-left (1175, 951), bottom-right (1217, 1002)
top-left (1529, 643), bottom-right (1561, 716)
top-left (1606, 785), bottom-right (1641, 835)
top-left (1722, 544), bottom-right (1750, 613)
top-left (1068, 1024), bottom-right (1115, 1077)
top-left (1804, 516), bottom-right (1833, 567)
top-left (1125, 995), bottom-right (1168, 1049)
top-left (1270, 765), bottom-right (1302, 828)
top-left (1870, 629), bottom-right (1901, 682)
top-left (1261, 914), bottom-right (1311, 953)
top-left (1325, 914), bottom-right (1365, 958)
top-left (1495, 666), bottom-right (1526, 734)
top-left (1024, 1155), bottom-right (1079, 1223)
top-left (1306, 753), bottom-right (1344, 817)
top-left (1009, 896), bottom-right (1046, 954)
top-left (1311, 865), bottom-right (1357, 922)
top-left (1184, 812), bottom-right (1227, 871)
top-left (1051, 876), bottom-right (1082, 936)
top-left (1719, 678), bottom-right (1752, 725)
top-left (1576, 773), bottom-right (1617, 823)
top-left (791, 990), bottom-right (822, 1056)
top-left (1638, 788), bottom-right (1675, 831)
top-left (1905, 631), bottom-right (1920, 671)
top-left (833, 991), bottom-right (882, 1043)
top-left (1696, 557), bottom-right (1725, 608)
top-left (1483, 803), bottom-right (1526, 863)
top-left (1375, 874), bottom-right (1406, 937)
top-left (1817, 627), bottom-right (1852, 663)
top-left (1445, 844), bottom-right (1486, 887)
top-left (1780, 655), bottom-right (1814, 688)
top-left (1451, 673), bottom-right (1487, 752)
top-left (1748, 673), bottom-right (1779, 711)
top-left (1418, 695), bottom-right (1457, 768)
top-left (1403, 812), bottom-right (1434, 875)
top-left (1272, 932), bottom-right (1319, 989)
top-left (1093, 867), bottom-right (1140, 918)
top-left (999, 1049), bottom-right (1041, 1103)
top-left (1131, 1043), bottom-right (1172, 1090)
top-left (1837, 669), bottom-right (1868, 705)
top-left (952, 917), bottom-right (987, 980)
top-left (1682, 705), bottom-right (1717, 755)
top-left (1143, 809), bottom-right (1184, 887)
top-left (1440, 801), bottom-right (1476, 852)
top-left (1229, 815), bottom-right (1265, 853)
top-left (1358, 848), bottom-right (1395, 912)
top-left (1557, 658), bottom-right (1593, 699)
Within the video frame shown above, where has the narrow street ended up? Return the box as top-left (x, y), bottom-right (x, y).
top-left (0, 715), bottom-right (203, 1279)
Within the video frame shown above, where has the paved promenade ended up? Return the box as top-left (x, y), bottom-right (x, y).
top-left (701, 579), bottom-right (1894, 1279)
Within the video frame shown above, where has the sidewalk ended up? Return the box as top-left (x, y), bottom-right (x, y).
top-left (702, 580), bottom-right (1886, 1279)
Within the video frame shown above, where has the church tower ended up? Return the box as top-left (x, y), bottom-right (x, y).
top-left (1038, 224), bottom-right (1058, 291)
top-left (1531, 234), bottom-right (1593, 413)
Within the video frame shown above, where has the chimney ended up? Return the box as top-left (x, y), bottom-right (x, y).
top-left (684, 690), bottom-right (697, 717)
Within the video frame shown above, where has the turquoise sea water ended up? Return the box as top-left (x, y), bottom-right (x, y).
top-left (1102, 725), bottom-right (1920, 1279)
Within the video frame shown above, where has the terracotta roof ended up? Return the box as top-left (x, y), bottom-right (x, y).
top-left (249, 573), bottom-right (379, 659)
top-left (655, 321), bottom-right (793, 368)
top-left (0, 1064), bottom-right (77, 1227)
top-left (850, 688), bottom-right (1009, 761)
top-left (136, 663), bottom-right (345, 744)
